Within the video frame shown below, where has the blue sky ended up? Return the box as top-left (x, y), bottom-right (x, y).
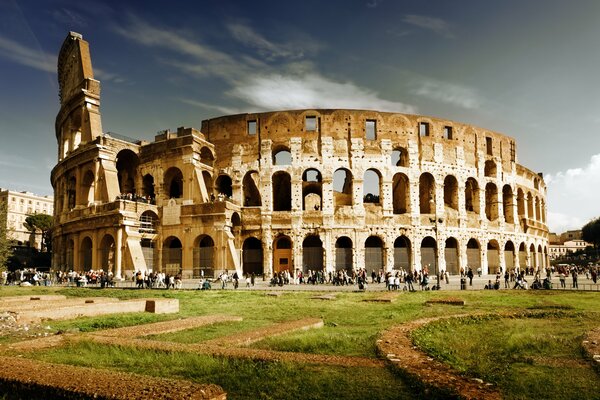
top-left (1, 0), bottom-right (599, 233)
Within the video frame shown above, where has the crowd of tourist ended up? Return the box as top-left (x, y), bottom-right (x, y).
top-left (1, 264), bottom-right (598, 292)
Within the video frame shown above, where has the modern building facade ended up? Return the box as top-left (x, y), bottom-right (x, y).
top-left (51, 32), bottom-right (549, 279)
top-left (0, 188), bottom-right (53, 249)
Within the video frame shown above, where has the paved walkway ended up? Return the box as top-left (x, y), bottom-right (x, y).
top-left (57, 274), bottom-right (600, 292)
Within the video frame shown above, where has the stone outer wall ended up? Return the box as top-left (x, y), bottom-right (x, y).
top-left (50, 33), bottom-right (548, 279)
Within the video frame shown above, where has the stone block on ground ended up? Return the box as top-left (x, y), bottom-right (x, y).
top-left (145, 298), bottom-right (179, 314)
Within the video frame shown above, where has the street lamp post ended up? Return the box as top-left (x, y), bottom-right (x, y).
top-left (429, 192), bottom-right (441, 290)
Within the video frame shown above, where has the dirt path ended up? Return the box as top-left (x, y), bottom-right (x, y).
top-left (202, 317), bottom-right (323, 347)
top-left (96, 315), bottom-right (243, 338)
top-left (377, 315), bottom-right (502, 400)
top-left (0, 356), bottom-right (226, 400)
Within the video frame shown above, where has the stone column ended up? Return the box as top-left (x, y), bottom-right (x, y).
top-left (115, 228), bottom-right (123, 279)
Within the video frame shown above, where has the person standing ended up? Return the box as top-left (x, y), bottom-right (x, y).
top-left (467, 267), bottom-right (474, 286)
top-left (571, 268), bottom-right (578, 289)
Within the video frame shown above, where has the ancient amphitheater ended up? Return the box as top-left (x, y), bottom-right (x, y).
top-left (51, 32), bottom-right (548, 280)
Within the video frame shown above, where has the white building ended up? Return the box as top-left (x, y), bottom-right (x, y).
top-left (0, 188), bottom-right (54, 249)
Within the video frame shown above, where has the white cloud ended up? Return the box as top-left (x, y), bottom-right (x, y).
top-left (366, 0), bottom-right (384, 8)
top-left (0, 36), bottom-right (55, 73)
top-left (411, 78), bottom-right (482, 109)
top-left (228, 73), bottom-right (417, 113)
top-left (177, 98), bottom-right (242, 115)
top-left (226, 22), bottom-right (304, 61)
top-left (116, 14), bottom-right (417, 115)
top-left (545, 153), bottom-right (600, 232)
top-left (402, 14), bottom-right (454, 38)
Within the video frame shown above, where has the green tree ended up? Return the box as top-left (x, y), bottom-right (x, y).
top-left (0, 201), bottom-right (13, 269)
top-left (582, 217), bottom-right (600, 259)
top-left (23, 213), bottom-right (53, 252)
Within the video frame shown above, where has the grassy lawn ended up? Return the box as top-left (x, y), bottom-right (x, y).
top-left (412, 311), bottom-right (600, 400)
top-left (1, 286), bottom-right (599, 399)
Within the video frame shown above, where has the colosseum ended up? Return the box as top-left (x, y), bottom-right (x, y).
top-left (51, 32), bottom-right (549, 280)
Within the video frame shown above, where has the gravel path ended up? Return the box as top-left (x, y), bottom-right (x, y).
top-left (202, 317), bottom-right (323, 347)
top-left (377, 315), bottom-right (502, 400)
top-left (582, 327), bottom-right (600, 372)
top-left (95, 315), bottom-right (243, 338)
top-left (0, 356), bottom-right (226, 400)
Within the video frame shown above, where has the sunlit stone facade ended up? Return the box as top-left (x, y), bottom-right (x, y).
top-left (51, 32), bottom-right (549, 279)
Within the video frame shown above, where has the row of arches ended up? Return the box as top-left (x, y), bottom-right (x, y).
top-left (263, 235), bottom-right (548, 275)
top-left (61, 230), bottom-right (548, 278)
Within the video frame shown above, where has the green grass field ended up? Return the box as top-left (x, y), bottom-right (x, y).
top-left (1, 286), bottom-right (598, 399)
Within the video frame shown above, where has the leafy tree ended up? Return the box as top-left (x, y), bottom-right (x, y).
top-left (582, 217), bottom-right (600, 252)
top-left (23, 213), bottom-right (53, 252)
top-left (0, 201), bottom-right (13, 269)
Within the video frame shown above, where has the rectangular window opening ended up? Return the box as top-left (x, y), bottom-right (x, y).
top-left (247, 120), bottom-right (257, 135)
top-left (305, 116), bottom-right (317, 132)
top-left (366, 120), bottom-right (376, 140)
top-left (419, 122), bottom-right (430, 137)
top-left (486, 137), bottom-right (493, 155)
top-left (443, 126), bottom-right (453, 140)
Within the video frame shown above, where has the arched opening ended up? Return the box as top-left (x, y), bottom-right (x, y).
top-left (420, 236), bottom-right (437, 272)
top-left (193, 235), bottom-right (214, 278)
top-left (302, 235), bottom-right (323, 273)
top-left (485, 183), bottom-right (499, 221)
top-left (503, 185), bottom-right (514, 223)
top-left (272, 171), bottom-right (292, 211)
top-left (392, 173), bottom-right (409, 214)
top-left (363, 169), bottom-right (381, 204)
top-left (443, 175), bottom-right (459, 211)
top-left (81, 170), bottom-right (95, 206)
top-left (243, 171), bottom-right (262, 206)
top-left (519, 242), bottom-right (527, 270)
top-left (391, 147), bottom-right (409, 167)
top-left (215, 175), bottom-right (233, 198)
top-left (100, 234), bottom-right (116, 274)
top-left (164, 167), bottom-right (184, 199)
top-left (394, 236), bottom-right (411, 270)
top-left (231, 212), bottom-right (241, 230)
top-left (465, 178), bottom-right (480, 213)
top-left (200, 147), bottom-right (214, 167)
top-left (365, 236), bottom-right (384, 271)
top-left (273, 146), bottom-right (292, 165)
top-left (335, 236), bottom-right (353, 272)
top-left (333, 168), bottom-right (353, 206)
top-left (202, 171), bottom-right (213, 200)
top-left (466, 239), bottom-right (481, 270)
top-left (527, 192), bottom-right (534, 219)
top-left (163, 236), bottom-right (182, 275)
top-left (419, 173), bottom-right (435, 214)
top-left (444, 237), bottom-right (459, 274)
top-left (116, 149), bottom-right (139, 195)
top-left (535, 196), bottom-right (541, 222)
top-left (487, 240), bottom-right (500, 273)
top-left (517, 188), bottom-right (525, 218)
top-left (80, 237), bottom-right (93, 272)
top-left (273, 236), bottom-right (292, 273)
top-left (529, 243), bottom-right (537, 270)
top-left (243, 237), bottom-right (263, 276)
top-left (302, 169), bottom-right (322, 210)
top-left (484, 160), bottom-right (496, 177)
top-left (142, 174), bottom-right (155, 202)
top-left (504, 241), bottom-right (515, 271)
top-left (139, 210), bottom-right (158, 233)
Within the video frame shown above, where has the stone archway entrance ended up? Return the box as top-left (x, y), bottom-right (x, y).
top-left (273, 236), bottom-right (292, 274)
